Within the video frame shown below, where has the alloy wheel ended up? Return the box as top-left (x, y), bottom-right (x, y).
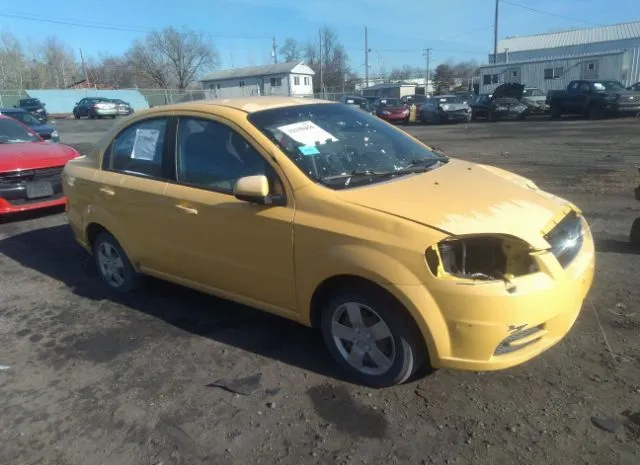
top-left (96, 241), bottom-right (125, 288)
top-left (330, 302), bottom-right (396, 376)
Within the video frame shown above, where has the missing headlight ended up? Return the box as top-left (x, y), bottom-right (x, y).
top-left (426, 236), bottom-right (537, 281)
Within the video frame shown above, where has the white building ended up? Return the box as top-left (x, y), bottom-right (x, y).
top-left (479, 21), bottom-right (640, 94)
top-left (200, 62), bottom-right (315, 98)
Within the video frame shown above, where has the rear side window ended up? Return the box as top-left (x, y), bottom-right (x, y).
top-left (104, 118), bottom-right (167, 178)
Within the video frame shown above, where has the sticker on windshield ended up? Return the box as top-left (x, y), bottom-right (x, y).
top-left (131, 128), bottom-right (160, 160)
top-left (277, 120), bottom-right (338, 146)
top-left (298, 145), bottom-right (320, 156)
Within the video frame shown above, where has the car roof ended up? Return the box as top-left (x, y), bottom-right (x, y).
top-left (141, 96), bottom-right (333, 115)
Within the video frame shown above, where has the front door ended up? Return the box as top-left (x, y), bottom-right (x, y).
top-left (160, 115), bottom-right (297, 313)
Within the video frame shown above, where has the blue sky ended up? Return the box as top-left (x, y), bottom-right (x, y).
top-left (0, 0), bottom-right (637, 76)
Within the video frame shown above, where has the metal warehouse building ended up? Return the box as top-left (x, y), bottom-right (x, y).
top-left (479, 21), bottom-right (640, 94)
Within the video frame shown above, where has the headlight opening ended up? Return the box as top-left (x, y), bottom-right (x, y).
top-left (426, 236), bottom-right (537, 281)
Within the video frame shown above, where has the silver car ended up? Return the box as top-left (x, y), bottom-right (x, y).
top-left (420, 95), bottom-right (471, 124)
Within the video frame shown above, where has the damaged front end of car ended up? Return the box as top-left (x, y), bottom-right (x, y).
top-left (425, 210), bottom-right (586, 287)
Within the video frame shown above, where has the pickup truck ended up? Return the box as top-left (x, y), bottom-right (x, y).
top-left (547, 80), bottom-right (640, 119)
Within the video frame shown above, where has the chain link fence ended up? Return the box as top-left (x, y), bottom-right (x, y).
top-left (0, 90), bottom-right (29, 108)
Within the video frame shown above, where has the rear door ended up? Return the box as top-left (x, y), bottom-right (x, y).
top-left (99, 115), bottom-right (174, 270)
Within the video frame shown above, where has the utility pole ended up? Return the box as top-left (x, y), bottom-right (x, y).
top-left (493, 0), bottom-right (499, 63)
top-left (272, 36), bottom-right (278, 64)
top-left (79, 48), bottom-right (89, 85)
top-left (423, 48), bottom-right (431, 96)
top-left (364, 26), bottom-right (369, 89)
top-left (319, 30), bottom-right (324, 98)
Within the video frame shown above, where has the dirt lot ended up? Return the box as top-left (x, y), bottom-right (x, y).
top-left (1, 116), bottom-right (639, 465)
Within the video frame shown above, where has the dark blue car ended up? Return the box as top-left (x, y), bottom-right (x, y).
top-left (0, 108), bottom-right (59, 143)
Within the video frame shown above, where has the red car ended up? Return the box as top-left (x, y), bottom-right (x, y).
top-left (374, 98), bottom-right (410, 123)
top-left (0, 115), bottom-right (79, 215)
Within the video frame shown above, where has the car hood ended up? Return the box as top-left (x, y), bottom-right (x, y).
top-left (491, 83), bottom-right (524, 101)
top-left (0, 142), bottom-right (78, 172)
top-left (613, 89), bottom-right (640, 98)
top-left (336, 159), bottom-right (576, 249)
top-left (30, 123), bottom-right (55, 134)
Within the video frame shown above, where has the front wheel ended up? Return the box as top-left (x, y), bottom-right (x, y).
top-left (320, 289), bottom-right (425, 387)
top-left (93, 232), bottom-right (141, 293)
top-left (631, 218), bottom-right (640, 246)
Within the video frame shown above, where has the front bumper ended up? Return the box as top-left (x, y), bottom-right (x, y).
top-left (94, 109), bottom-right (118, 116)
top-left (391, 216), bottom-right (595, 371)
top-left (380, 113), bottom-right (409, 122)
top-left (0, 167), bottom-right (66, 214)
top-left (443, 111), bottom-right (471, 122)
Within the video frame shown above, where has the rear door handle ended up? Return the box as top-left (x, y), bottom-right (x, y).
top-left (175, 204), bottom-right (198, 215)
top-left (99, 187), bottom-right (115, 196)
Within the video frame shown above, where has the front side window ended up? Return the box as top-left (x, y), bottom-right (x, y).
top-left (7, 112), bottom-right (40, 126)
top-left (106, 118), bottom-right (167, 178)
top-left (0, 118), bottom-right (40, 143)
top-left (248, 103), bottom-right (444, 190)
top-left (176, 117), bottom-right (274, 194)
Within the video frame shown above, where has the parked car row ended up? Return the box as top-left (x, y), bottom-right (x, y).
top-left (342, 79), bottom-right (640, 125)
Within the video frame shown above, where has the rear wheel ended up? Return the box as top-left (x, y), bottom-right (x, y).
top-left (550, 105), bottom-right (561, 120)
top-left (73, 110), bottom-right (79, 119)
top-left (320, 288), bottom-right (425, 387)
top-left (93, 232), bottom-right (140, 293)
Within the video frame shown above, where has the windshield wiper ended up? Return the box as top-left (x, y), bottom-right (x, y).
top-left (321, 169), bottom-right (387, 181)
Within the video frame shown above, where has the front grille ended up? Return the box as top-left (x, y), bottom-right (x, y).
top-left (544, 211), bottom-right (584, 268)
top-left (40, 133), bottom-right (51, 140)
top-left (8, 192), bottom-right (63, 206)
top-left (495, 324), bottom-right (545, 355)
top-left (0, 166), bottom-right (64, 186)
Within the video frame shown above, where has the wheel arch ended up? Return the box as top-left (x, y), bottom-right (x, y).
top-left (308, 274), bottom-right (433, 365)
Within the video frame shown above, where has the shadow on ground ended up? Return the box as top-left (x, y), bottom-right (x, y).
top-left (0, 223), bottom-right (351, 382)
top-left (595, 237), bottom-right (638, 255)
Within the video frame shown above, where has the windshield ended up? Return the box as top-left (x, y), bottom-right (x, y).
top-left (248, 103), bottom-right (443, 190)
top-left (0, 118), bottom-right (40, 143)
top-left (344, 98), bottom-right (371, 111)
top-left (593, 81), bottom-right (625, 91)
top-left (523, 88), bottom-right (545, 97)
top-left (377, 98), bottom-right (401, 107)
top-left (19, 99), bottom-right (41, 106)
top-left (436, 96), bottom-right (461, 104)
top-left (5, 112), bottom-right (41, 126)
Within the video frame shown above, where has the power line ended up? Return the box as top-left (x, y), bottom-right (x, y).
top-left (0, 10), bottom-right (270, 39)
top-left (500, 1), bottom-right (604, 26)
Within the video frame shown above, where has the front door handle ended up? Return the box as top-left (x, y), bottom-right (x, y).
top-left (99, 187), bottom-right (115, 196)
top-left (175, 204), bottom-right (198, 215)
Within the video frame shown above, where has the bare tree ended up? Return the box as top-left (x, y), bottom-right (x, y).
top-left (0, 32), bottom-right (28, 88)
top-left (88, 55), bottom-right (136, 88)
top-left (279, 38), bottom-right (301, 62)
top-left (40, 36), bottom-right (78, 88)
top-left (127, 26), bottom-right (219, 89)
top-left (304, 26), bottom-right (350, 92)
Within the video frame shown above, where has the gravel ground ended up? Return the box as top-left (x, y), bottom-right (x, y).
top-left (1, 115), bottom-right (639, 465)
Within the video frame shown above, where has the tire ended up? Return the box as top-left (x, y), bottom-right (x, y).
top-left (631, 218), bottom-right (640, 247)
top-left (488, 111), bottom-right (498, 122)
top-left (93, 232), bottom-right (140, 293)
top-left (471, 111), bottom-right (477, 121)
top-left (320, 287), bottom-right (425, 387)
top-left (73, 110), bottom-right (79, 119)
top-left (550, 105), bottom-right (561, 120)
top-left (588, 104), bottom-right (603, 120)
top-left (89, 111), bottom-right (95, 120)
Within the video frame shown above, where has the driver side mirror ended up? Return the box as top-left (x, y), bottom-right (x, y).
top-left (234, 175), bottom-right (271, 205)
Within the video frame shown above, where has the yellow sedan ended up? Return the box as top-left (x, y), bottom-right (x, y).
top-left (63, 97), bottom-right (595, 387)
